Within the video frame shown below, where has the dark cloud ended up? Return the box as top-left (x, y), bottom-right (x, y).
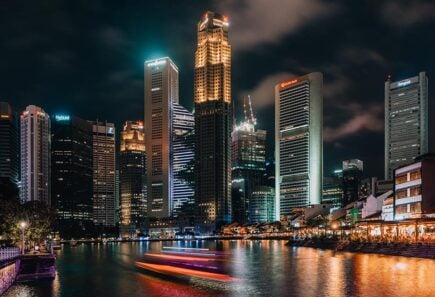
top-left (383, 0), bottom-right (435, 27)
top-left (217, 0), bottom-right (338, 51)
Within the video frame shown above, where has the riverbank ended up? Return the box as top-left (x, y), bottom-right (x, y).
top-left (286, 239), bottom-right (435, 259)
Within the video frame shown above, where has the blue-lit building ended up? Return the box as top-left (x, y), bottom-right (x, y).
top-left (172, 103), bottom-right (195, 217)
top-left (250, 186), bottom-right (275, 224)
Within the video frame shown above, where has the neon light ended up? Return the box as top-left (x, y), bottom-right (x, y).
top-left (147, 60), bottom-right (166, 67)
top-left (55, 115), bottom-right (70, 121)
top-left (397, 79), bottom-right (411, 87)
top-left (280, 79), bottom-right (298, 88)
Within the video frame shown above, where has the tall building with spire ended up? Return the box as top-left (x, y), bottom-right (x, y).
top-left (20, 105), bottom-right (51, 204)
top-left (231, 96), bottom-right (267, 224)
top-left (194, 11), bottom-right (232, 231)
top-left (119, 121), bottom-right (146, 237)
top-left (275, 73), bottom-right (323, 218)
top-left (385, 72), bottom-right (428, 179)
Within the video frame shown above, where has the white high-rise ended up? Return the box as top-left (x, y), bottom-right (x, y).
top-left (385, 72), bottom-right (428, 180)
top-left (275, 73), bottom-right (323, 218)
top-left (20, 105), bottom-right (51, 204)
top-left (144, 57), bottom-right (181, 218)
top-left (91, 120), bottom-right (116, 227)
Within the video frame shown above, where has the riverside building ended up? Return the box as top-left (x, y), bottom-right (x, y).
top-left (51, 115), bottom-right (93, 238)
top-left (91, 120), bottom-right (116, 228)
top-left (275, 73), bottom-right (323, 218)
top-left (194, 11), bottom-right (232, 231)
top-left (119, 121), bottom-right (147, 237)
top-left (394, 153), bottom-right (435, 220)
top-left (385, 72), bottom-right (428, 179)
top-left (20, 105), bottom-right (51, 204)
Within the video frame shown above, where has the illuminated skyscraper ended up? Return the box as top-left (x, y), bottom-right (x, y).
top-left (275, 73), bottom-right (323, 218)
top-left (51, 114), bottom-right (93, 238)
top-left (172, 104), bottom-right (195, 217)
top-left (231, 97), bottom-right (267, 224)
top-left (385, 72), bottom-right (428, 179)
top-left (119, 121), bottom-right (146, 237)
top-left (20, 105), bottom-right (51, 204)
top-left (194, 11), bottom-right (232, 230)
top-left (144, 56), bottom-right (179, 218)
top-left (91, 120), bottom-right (116, 227)
top-left (0, 102), bottom-right (19, 191)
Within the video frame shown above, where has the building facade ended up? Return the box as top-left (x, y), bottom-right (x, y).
top-left (119, 121), bottom-right (146, 237)
top-left (91, 121), bottom-right (116, 228)
top-left (385, 72), bottom-right (428, 179)
top-left (51, 114), bottom-right (93, 238)
top-left (20, 105), bottom-right (51, 204)
top-left (172, 103), bottom-right (195, 217)
top-left (0, 102), bottom-right (20, 192)
top-left (194, 11), bottom-right (232, 230)
top-left (342, 159), bottom-right (363, 206)
top-left (231, 117), bottom-right (267, 224)
top-left (250, 186), bottom-right (275, 224)
top-left (144, 57), bottom-right (179, 218)
top-left (275, 73), bottom-right (323, 218)
top-left (322, 169), bottom-right (343, 208)
top-left (394, 154), bottom-right (435, 220)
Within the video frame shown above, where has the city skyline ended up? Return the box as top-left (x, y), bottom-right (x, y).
top-left (2, 1), bottom-right (434, 178)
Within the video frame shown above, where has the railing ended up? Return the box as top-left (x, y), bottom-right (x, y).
top-left (0, 248), bottom-right (20, 262)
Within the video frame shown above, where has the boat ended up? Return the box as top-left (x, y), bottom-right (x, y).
top-left (135, 247), bottom-right (239, 282)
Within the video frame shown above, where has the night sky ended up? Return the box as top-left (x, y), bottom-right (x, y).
top-left (1, 0), bottom-right (434, 178)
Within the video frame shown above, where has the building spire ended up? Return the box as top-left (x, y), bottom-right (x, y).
top-left (248, 94), bottom-right (256, 125)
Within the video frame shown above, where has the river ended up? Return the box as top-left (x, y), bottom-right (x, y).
top-left (4, 240), bottom-right (435, 297)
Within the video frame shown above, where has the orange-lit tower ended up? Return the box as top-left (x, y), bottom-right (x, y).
top-left (194, 11), bottom-right (232, 231)
top-left (119, 121), bottom-right (146, 238)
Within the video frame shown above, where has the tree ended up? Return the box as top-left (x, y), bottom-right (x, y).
top-left (0, 199), bottom-right (54, 248)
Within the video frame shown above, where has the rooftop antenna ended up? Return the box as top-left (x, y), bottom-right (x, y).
top-left (243, 96), bottom-right (248, 123)
top-left (247, 94), bottom-right (256, 125)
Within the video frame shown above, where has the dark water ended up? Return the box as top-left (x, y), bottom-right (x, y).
top-left (5, 240), bottom-right (435, 297)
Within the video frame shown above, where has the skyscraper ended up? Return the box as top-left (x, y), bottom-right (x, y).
top-left (194, 11), bottom-right (232, 230)
top-left (144, 56), bottom-right (179, 218)
top-left (20, 105), bottom-right (51, 204)
top-left (91, 120), bottom-right (116, 228)
top-left (0, 102), bottom-right (19, 192)
top-left (385, 72), bottom-right (428, 179)
top-left (342, 159), bottom-right (363, 205)
top-left (119, 121), bottom-right (146, 238)
top-left (172, 103), bottom-right (195, 217)
top-left (275, 73), bottom-right (323, 218)
top-left (250, 186), bottom-right (275, 224)
top-left (51, 114), bottom-right (93, 238)
top-left (231, 98), bottom-right (267, 224)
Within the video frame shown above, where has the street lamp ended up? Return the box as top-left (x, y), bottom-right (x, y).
top-left (19, 221), bottom-right (27, 255)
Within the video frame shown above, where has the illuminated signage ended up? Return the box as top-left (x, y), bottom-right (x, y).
top-left (107, 127), bottom-right (114, 134)
top-left (0, 115), bottom-right (10, 119)
top-left (147, 60), bottom-right (166, 67)
top-left (397, 79), bottom-right (411, 87)
top-left (280, 79), bottom-right (298, 88)
top-left (55, 115), bottom-right (70, 121)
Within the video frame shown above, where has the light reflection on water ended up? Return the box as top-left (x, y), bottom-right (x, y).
top-left (4, 240), bottom-right (435, 297)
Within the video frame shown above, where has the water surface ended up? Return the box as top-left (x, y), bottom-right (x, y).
top-left (5, 240), bottom-right (435, 297)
